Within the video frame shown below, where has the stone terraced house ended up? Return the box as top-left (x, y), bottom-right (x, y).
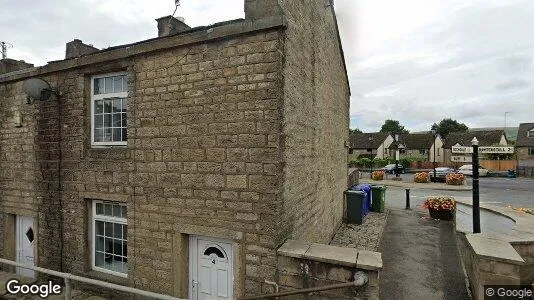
top-left (0, 0), bottom-right (350, 298)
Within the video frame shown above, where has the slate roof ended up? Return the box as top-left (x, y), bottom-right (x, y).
top-left (442, 130), bottom-right (506, 148)
top-left (516, 123), bottom-right (534, 147)
top-left (349, 132), bottom-right (390, 149)
top-left (398, 134), bottom-right (436, 149)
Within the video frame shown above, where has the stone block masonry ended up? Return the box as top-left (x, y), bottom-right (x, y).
top-left (0, 0), bottom-right (350, 298)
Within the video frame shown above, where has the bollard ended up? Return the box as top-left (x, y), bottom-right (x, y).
top-left (405, 188), bottom-right (410, 209)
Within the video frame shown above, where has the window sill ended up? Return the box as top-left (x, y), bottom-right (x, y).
top-left (83, 269), bottom-right (130, 286)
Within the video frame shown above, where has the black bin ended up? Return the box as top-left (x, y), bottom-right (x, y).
top-left (345, 190), bottom-right (366, 224)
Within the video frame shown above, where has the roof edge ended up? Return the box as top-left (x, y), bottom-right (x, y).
top-left (0, 16), bottom-right (287, 83)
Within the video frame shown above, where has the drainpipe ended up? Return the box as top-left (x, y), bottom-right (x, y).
top-left (243, 271), bottom-right (369, 300)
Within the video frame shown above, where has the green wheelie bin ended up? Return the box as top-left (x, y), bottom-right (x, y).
top-left (371, 185), bottom-right (387, 213)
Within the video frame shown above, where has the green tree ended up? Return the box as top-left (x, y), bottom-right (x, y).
top-left (379, 119), bottom-right (409, 134)
top-left (431, 118), bottom-right (468, 138)
top-left (349, 128), bottom-right (363, 134)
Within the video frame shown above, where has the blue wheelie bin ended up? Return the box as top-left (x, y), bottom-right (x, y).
top-left (350, 183), bottom-right (372, 216)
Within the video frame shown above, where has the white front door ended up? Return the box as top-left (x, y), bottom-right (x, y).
top-left (16, 215), bottom-right (35, 278)
top-left (190, 236), bottom-right (233, 300)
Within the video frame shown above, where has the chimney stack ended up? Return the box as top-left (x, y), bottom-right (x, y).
top-left (65, 39), bottom-right (99, 59)
top-left (244, 0), bottom-right (282, 20)
top-left (0, 58), bottom-right (34, 75)
top-left (156, 16), bottom-right (191, 37)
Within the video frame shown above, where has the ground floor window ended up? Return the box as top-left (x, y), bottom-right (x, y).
top-left (529, 147), bottom-right (534, 156)
top-left (92, 201), bottom-right (128, 276)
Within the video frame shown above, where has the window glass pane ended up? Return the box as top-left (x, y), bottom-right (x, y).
top-left (94, 129), bottom-right (103, 142)
top-left (123, 225), bottom-right (127, 240)
top-left (113, 76), bottom-right (123, 93)
top-left (96, 203), bottom-right (103, 215)
top-left (122, 128), bottom-right (128, 141)
top-left (121, 206), bottom-right (127, 218)
top-left (96, 236), bottom-right (104, 251)
top-left (113, 99), bottom-right (121, 113)
top-left (95, 221), bottom-right (104, 235)
top-left (112, 255), bottom-right (122, 272)
top-left (104, 128), bottom-right (112, 142)
top-left (114, 240), bottom-right (123, 256)
top-left (104, 100), bottom-right (112, 113)
top-left (113, 223), bottom-right (123, 239)
top-left (104, 114), bottom-right (112, 127)
top-left (95, 100), bottom-right (104, 114)
top-left (112, 113), bottom-right (122, 127)
top-left (94, 114), bottom-right (103, 129)
top-left (105, 77), bottom-right (113, 94)
top-left (124, 241), bottom-right (128, 257)
top-left (113, 128), bottom-right (122, 142)
top-left (105, 222), bottom-right (113, 237)
top-left (105, 237), bottom-right (113, 253)
top-left (104, 204), bottom-right (112, 216)
top-left (95, 252), bottom-right (105, 267)
top-left (121, 98), bottom-right (127, 112)
top-left (94, 78), bottom-right (103, 95)
top-left (121, 113), bottom-right (127, 127)
top-left (112, 205), bottom-right (122, 218)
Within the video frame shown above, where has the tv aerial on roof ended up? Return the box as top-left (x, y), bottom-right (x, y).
top-left (22, 78), bottom-right (60, 103)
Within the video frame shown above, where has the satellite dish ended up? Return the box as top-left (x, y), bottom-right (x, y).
top-left (22, 78), bottom-right (53, 101)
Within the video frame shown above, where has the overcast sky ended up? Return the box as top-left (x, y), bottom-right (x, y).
top-left (1, 0), bottom-right (533, 132)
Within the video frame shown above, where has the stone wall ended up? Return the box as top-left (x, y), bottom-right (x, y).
top-left (0, 77), bottom-right (63, 273)
top-left (0, 0), bottom-right (351, 297)
top-left (517, 147), bottom-right (534, 166)
top-left (277, 240), bottom-right (381, 299)
top-left (278, 0), bottom-right (350, 245)
top-left (456, 233), bottom-right (526, 299)
top-left (0, 25), bottom-right (286, 297)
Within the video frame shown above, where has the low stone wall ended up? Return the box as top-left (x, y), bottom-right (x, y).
top-left (455, 200), bottom-right (534, 299)
top-left (457, 233), bottom-right (525, 299)
top-left (275, 240), bottom-right (381, 299)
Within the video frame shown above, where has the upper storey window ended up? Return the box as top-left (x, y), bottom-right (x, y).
top-left (91, 73), bottom-right (128, 146)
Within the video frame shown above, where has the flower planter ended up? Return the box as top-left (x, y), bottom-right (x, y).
top-left (422, 196), bottom-right (456, 221)
top-left (428, 208), bottom-right (455, 221)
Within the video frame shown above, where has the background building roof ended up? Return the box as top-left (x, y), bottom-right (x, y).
top-left (516, 123), bottom-right (534, 147)
top-left (349, 132), bottom-right (390, 149)
top-left (442, 130), bottom-right (506, 148)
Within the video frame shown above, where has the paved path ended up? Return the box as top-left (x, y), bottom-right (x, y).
top-left (380, 208), bottom-right (470, 300)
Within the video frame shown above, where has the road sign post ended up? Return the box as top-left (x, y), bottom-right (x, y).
top-left (471, 138), bottom-right (481, 233)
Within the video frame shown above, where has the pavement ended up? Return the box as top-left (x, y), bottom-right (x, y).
top-left (379, 208), bottom-right (470, 300)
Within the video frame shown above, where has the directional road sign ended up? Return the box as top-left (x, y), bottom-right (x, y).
top-left (451, 155), bottom-right (472, 163)
top-left (452, 146), bottom-right (514, 154)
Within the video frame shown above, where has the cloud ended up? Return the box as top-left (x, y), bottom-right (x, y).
top-left (345, 0), bottom-right (534, 132)
top-left (0, 0), bottom-right (244, 66)
top-left (495, 78), bottom-right (530, 91)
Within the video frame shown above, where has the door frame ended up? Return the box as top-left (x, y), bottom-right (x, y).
top-left (15, 215), bottom-right (36, 278)
top-left (189, 235), bottom-right (234, 300)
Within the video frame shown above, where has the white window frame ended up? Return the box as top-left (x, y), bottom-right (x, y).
top-left (91, 200), bottom-right (128, 278)
top-left (90, 72), bottom-right (128, 147)
top-left (528, 129), bottom-right (534, 138)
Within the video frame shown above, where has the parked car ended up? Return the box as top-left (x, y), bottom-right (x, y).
top-left (458, 164), bottom-right (489, 177)
top-left (429, 167), bottom-right (457, 182)
top-left (381, 164), bottom-right (405, 174)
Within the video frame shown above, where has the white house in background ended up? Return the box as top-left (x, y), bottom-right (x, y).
top-left (348, 132), bottom-right (394, 160)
